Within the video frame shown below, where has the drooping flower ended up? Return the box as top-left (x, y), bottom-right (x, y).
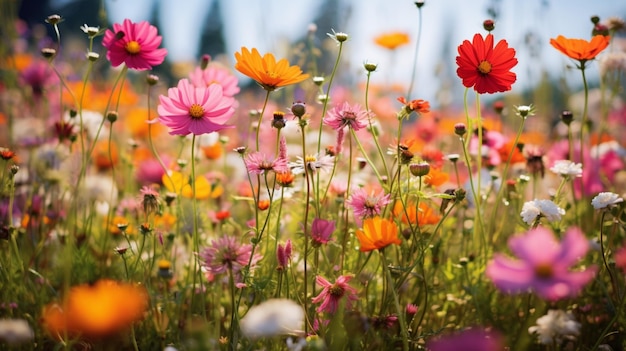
top-left (188, 65), bottom-right (240, 97)
top-left (355, 216), bottom-right (402, 252)
top-left (427, 328), bottom-right (504, 351)
top-left (310, 218), bottom-right (335, 246)
top-left (311, 275), bottom-right (359, 313)
top-left (520, 199), bottom-right (565, 225)
top-left (240, 299), bottom-right (304, 338)
top-left (485, 227), bottom-right (597, 301)
top-left (102, 19), bottom-right (167, 70)
top-left (41, 280), bottom-right (148, 338)
top-left (528, 310), bottom-right (581, 345)
top-left (456, 33), bottom-right (518, 94)
top-left (550, 35), bottom-right (610, 66)
top-left (323, 102), bottom-right (369, 131)
top-left (200, 236), bottom-right (262, 275)
top-left (591, 192), bottom-right (624, 210)
top-left (374, 32), bottom-right (410, 50)
top-left (157, 79), bottom-right (235, 135)
top-left (397, 97), bottom-right (430, 119)
top-left (346, 188), bottom-right (392, 220)
top-left (234, 47), bottom-right (310, 91)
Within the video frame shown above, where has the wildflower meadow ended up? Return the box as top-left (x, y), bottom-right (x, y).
top-left (2, 2), bottom-right (626, 351)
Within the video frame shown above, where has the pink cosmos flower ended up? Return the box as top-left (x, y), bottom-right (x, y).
top-left (19, 59), bottom-right (58, 98)
top-left (244, 152), bottom-right (288, 175)
top-left (102, 19), bottom-right (167, 70)
top-left (200, 236), bottom-right (262, 275)
top-left (427, 328), bottom-right (504, 351)
top-left (311, 275), bottom-right (359, 314)
top-left (346, 188), bottom-right (392, 219)
top-left (188, 66), bottom-right (240, 97)
top-left (323, 102), bottom-right (369, 131)
top-left (157, 79), bottom-right (235, 136)
top-left (486, 227), bottom-right (597, 301)
top-left (311, 218), bottom-right (335, 246)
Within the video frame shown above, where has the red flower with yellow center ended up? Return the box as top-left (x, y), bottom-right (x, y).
top-left (456, 33), bottom-right (518, 94)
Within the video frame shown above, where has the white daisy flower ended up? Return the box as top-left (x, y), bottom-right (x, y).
top-left (290, 153), bottom-right (335, 175)
top-left (520, 199), bottom-right (565, 225)
top-left (591, 192), bottom-right (624, 210)
top-left (240, 299), bottom-right (304, 338)
top-left (549, 160), bottom-right (582, 178)
top-left (529, 310), bottom-right (580, 345)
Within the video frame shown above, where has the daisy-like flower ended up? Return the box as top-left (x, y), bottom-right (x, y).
top-left (591, 192), bottom-right (624, 210)
top-left (157, 79), bottom-right (235, 135)
top-left (550, 35), bottom-right (610, 67)
top-left (102, 19), bottom-right (167, 70)
top-left (290, 153), bottom-right (334, 175)
top-left (244, 152), bottom-right (289, 175)
top-left (427, 328), bottom-right (503, 351)
top-left (485, 227), bottom-right (597, 301)
top-left (520, 199), bottom-right (565, 225)
top-left (355, 216), bottom-right (402, 252)
top-left (188, 65), bottom-right (240, 97)
top-left (550, 160), bottom-right (583, 178)
top-left (234, 47), bottom-right (310, 91)
top-left (200, 236), bottom-right (262, 275)
top-left (323, 102), bottom-right (369, 131)
top-left (456, 33), bottom-right (518, 94)
top-left (311, 275), bottom-right (359, 314)
top-left (240, 299), bottom-right (304, 338)
top-left (374, 31), bottom-right (410, 50)
top-left (528, 310), bottom-right (581, 345)
top-left (346, 188), bottom-right (392, 219)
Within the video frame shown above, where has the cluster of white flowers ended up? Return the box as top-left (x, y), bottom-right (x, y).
top-left (520, 199), bottom-right (565, 225)
top-left (240, 298), bottom-right (304, 338)
top-left (591, 192), bottom-right (624, 210)
top-left (529, 310), bottom-right (581, 344)
top-left (549, 160), bottom-right (583, 178)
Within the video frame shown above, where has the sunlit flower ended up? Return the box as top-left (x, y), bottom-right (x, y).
top-left (234, 47), bottom-right (309, 91)
top-left (550, 35), bottom-right (610, 66)
top-left (374, 32), bottom-right (410, 50)
top-left (311, 275), bottom-right (359, 313)
top-left (240, 299), bottom-right (304, 338)
top-left (188, 65), bottom-right (240, 97)
top-left (102, 19), bottom-right (167, 70)
top-left (549, 160), bottom-right (583, 178)
top-left (311, 218), bottom-right (335, 246)
top-left (200, 236), bottom-right (262, 275)
top-left (290, 153), bottom-right (334, 175)
top-left (355, 216), bottom-right (402, 252)
top-left (456, 33), bottom-right (518, 94)
top-left (163, 171), bottom-right (222, 200)
top-left (346, 188), bottom-right (392, 219)
top-left (324, 101), bottom-right (369, 131)
top-left (276, 240), bottom-right (292, 269)
top-left (41, 280), bottom-right (148, 338)
top-left (397, 96), bottom-right (430, 116)
top-left (393, 201), bottom-right (441, 226)
top-left (591, 192), bottom-right (624, 210)
top-left (427, 328), bottom-right (503, 351)
top-left (158, 79), bottom-right (235, 136)
top-left (520, 199), bottom-right (565, 225)
top-left (486, 227), bottom-right (597, 301)
top-left (244, 152), bottom-right (289, 175)
top-left (528, 310), bottom-right (581, 345)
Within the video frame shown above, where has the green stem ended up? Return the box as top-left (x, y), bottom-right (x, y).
top-left (364, 70), bottom-right (390, 181)
top-left (316, 42), bottom-right (344, 153)
top-left (381, 250), bottom-right (409, 351)
top-left (407, 7), bottom-right (423, 99)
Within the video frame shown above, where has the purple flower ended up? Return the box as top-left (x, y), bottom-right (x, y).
top-left (427, 328), bottom-right (504, 351)
top-left (200, 236), bottom-right (262, 275)
top-left (346, 188), bottom-right (392, 219)
top-left (323, 101), bottom-right (369, 131)
top-left (244, 152), bottom-right (288, 175)
top-left (311, 218), bottom-right (335, 246)
top-left (486, 227), bottom-right (597, 301)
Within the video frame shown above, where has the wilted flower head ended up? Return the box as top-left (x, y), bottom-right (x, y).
top-left (520, 199), bottom-right (565, 225)
top-left (528, 309), bottom-right (581, 345)
top-left (240, 299), bottom-right (304, 338)
top-left (591, 192), bottom-right (624, 210)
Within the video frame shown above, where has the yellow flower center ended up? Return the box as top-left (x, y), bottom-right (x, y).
top-left (305, 155), bottom-right (317, 163)
top-left (534, 263), bottom-right (553, 279)
top-left (478, 60), bottom-right (492, 74)
top-left (125, 41), bottom-right (141, 55)
top-left (189, 104), bottom-right (205, 119)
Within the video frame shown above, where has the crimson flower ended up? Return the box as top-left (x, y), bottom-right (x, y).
top-left (102, 19), bottom-right (167, 70)
top-left (456, 33), bottom-right (518, 94)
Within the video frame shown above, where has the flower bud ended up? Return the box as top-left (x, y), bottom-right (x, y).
top-left (200, 54), bottom-right (211, 69)
top-left (364, 61), bottom-right (378, 72)
top-left (146, 74), bottom-right (159, 85)
top-left (591, 15), bottom-right (600, 24)
top-left (312, 76), bottom-right (325, 86)
top-left (483, 19), bottom-right (495, 32)
top-left (86, 51), bottom-right (99, 62)
top-left (106, 111), bottom-right (118, 123)
top-left (409, 162), bottom-right (430, 177)
top-left (291, 101), bottom-right (307, 118)
top-left (334, 32), bottom-right (349, 42)
top-left (414, 1), bottom-right (425, 8)
top-left (45, 14), bottom-right (62, 25)
top-left (492, 101), bottom-right (504, 114)
top-left (234, 146), bottom-right (247, 155)
top-left (272, 111), bottom-right (286, 129)
top-left (593, 23), bottom-right (609, 36)
top-left (454, 123), bottom-right (467, 136)
top-left (41, 48), bottom-right (56, 59)
top-left (561, 110), bottom-right (574, 126)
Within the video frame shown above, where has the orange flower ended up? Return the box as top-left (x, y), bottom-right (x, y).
top-left (374, 32), bottom-right (410, 50)
top-left (397, 96), bottom-right (430, 114)
top-left (234, 47), bottom-right (310, 91)
top-left (424, 167), bottom-right (449, 187)
top-left (41, 280), bottom-right (148, 338)
top-left (497, 140), bottom-right (526, 165)
top-left (93, 140), bottom-right (119, 171)
top-left (202, 142), bottom-right (223, 160)
top-left (393, 201), bottom-right (441, 226)
top-left (355, 216), bottom-right (402, 252)
top-left (550, 35), bottom-right (610, 64)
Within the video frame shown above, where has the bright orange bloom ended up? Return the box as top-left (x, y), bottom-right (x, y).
top-left (202, 142), bottom-right (223, 160)
top-left (234, 47), bottom-right (310, 91)
top-left (393, 201), bottom-right (441, 226)
top-left (258, 199), bottom-right (271, 211)
top-left (424, 167), bottom-right (449, 187)
top-left (549, 35), bottom-right (610, 63)
top-left (374, 32), bottom-right (410, 50)
top-left (397, 96), bottom-right (430, 114)
top-left (41, 280), bottom-right (148, 338)
top-left (355, 216), bottom-right (402, 252)
top-left (93, 140), bottom-right (119, 171)
top-left (497, 140), bottom-right (526, 165)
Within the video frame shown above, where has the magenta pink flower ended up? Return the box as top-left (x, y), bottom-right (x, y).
top-left (486, 227), bottom-right (597, 301)
top-left (311, 218), bottom-right (335, 246)
top-left (427, 328), bottom-right (504, 351)
top-left (244, 152), bottom-right (288, 175)
top-left (102, 19), bottom-right (167, 70)
top-left (157, 79), bottom-right (235, 136)
top-left (200, 236), bottom-right (262, 274)
top-left (311, 275), bottom-right (359, 314)
top-left (346, 188), bottom-right (392, 219)
top-left (188, 66), bottom-right (240, 97)
top-left (19, 59), bottom-right (58, 98)
top-left (323, 102), bottom-right (369, 131)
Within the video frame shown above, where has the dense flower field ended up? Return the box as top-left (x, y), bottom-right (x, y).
top-left (1, 3), bottom-right (626, 351)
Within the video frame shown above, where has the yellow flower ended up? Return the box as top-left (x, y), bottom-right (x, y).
top-left (163, 171), bottom-right (222, 200)
top-left (374, 32), bottom-right (410, 50)
top-left (234, 47), bottom-right (310, 91)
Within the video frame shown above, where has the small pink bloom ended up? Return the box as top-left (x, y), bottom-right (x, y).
top-left (188, 65), bottom-right (240, 97)
top-left (427, 328), bottom-right (504, 351)
top-left (615, 243), bottom-right (626, 273)
top-left (311, 218), bottom-right (335, 246)
top-left (244, 152), bottom-right (288, 174)
top-left (346, 188), bottom-right (392, 219)
top-left (311, 275), bottom-right (359, 314)
top-left (486, 227), bottom-right (597, 301)
top-left (157, 79), bottom-right (235, 136)
top-left (323, 101), bottom-right (369, 131)
top-left (200, 236), bottom-right (262, 275)
top-left (102, 19), bottom-right (167, 70)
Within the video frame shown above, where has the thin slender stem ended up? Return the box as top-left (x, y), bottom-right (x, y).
top-left (316, 42), bottom-right (344, 152)
top-left (381, 250), bottom-right (409, 351)
top-left (407, 7), bottom-right (423, 99)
